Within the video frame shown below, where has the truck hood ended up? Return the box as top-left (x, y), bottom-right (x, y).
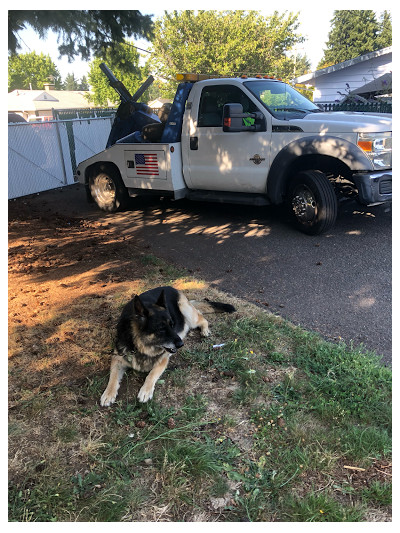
top-left (290, 111), bottom-right (392, 134)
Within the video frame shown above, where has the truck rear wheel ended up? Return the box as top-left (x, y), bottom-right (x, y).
top-left (287, 170), bottom-right (337, 235)
top-left (88, 168), bottom-right (129, 212)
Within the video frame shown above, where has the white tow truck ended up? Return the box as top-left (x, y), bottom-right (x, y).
top-left (75, 67), bottom-right (392, 234)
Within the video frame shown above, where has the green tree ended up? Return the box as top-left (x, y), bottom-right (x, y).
top-left (8, 10), bottom-right (153, 62)
top-left (289, 53), bottom-right (312, 79)
top-left (8, 51), bottom-right (61, 91)
top-left (376, 11), bottom-right (392, 49)
top-left (63, 73), bottom-right (79, 90)
top-left (87, 41), bottom-right (146, 106)
top-left (148, 10), bottom-right (308, 98)
top-left (318, 10), bottom-right (380, 68)
top-left (78, 76), bottom-right (89, 91)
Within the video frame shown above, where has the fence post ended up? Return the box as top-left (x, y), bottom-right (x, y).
top-left (54, 120), bottom-right (68, 185)
top-left (65, 122), bottom-right (77, 174)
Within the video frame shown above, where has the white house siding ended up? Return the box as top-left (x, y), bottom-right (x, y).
top-left (294, 48), bottom-right (392, 104)
top-left (312, 55), bottom-right (392, 103)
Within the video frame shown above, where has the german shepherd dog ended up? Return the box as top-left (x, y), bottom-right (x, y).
top-left (100, 286), bottom-right (235, 406)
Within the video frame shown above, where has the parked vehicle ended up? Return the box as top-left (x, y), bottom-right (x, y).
top-left (8, 113), bottom-right (27, 123)
top-left (75, 67), bottom-right (392, 234)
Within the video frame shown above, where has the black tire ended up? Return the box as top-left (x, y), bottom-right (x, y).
top-left (88, 168), bottom-right (129, 212)
top-left (287, 170), bottom-right (338, 235)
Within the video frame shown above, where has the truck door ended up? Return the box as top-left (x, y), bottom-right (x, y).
top-left (182, 83), bottom-right (270, 193)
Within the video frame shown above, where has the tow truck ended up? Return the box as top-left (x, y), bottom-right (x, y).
top-left (75, 66), bottom-right (392, 234)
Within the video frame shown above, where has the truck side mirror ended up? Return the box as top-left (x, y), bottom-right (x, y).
top-left (223, 103), bottom-right (266, 132)
top-left (223, 103), bottom-right (245, 132)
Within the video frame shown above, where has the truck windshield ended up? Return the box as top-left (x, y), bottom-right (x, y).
top-left (244, 80), bottom-right (321, 119)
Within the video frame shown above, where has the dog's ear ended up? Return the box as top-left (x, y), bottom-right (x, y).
top-left (155, 289), bottom-right (167, 309)
top-left (133, 295), bottom-right (148, 318)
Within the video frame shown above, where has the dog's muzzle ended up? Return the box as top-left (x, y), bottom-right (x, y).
top-left (163, 337), bottom-right (184, 354)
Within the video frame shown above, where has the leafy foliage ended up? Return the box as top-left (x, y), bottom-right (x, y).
top-left (148, 10), bottom-right (310, 97)
top-left (87, 42), bottom-right (146, 106)
top-left (8, 51), bottom-right (61, 91)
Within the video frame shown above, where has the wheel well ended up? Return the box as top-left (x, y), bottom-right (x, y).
top-left (288, 154), bottom-right (351, 178)
top-left (84, 161), bottom-right (122, 185)
top-left (270, 154), bottom-right (352, 204)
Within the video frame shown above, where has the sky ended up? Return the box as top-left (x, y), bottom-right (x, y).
top-left (11, 2), bottom-right (391, 83)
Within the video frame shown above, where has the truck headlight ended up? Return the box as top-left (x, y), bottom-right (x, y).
top-left (357, 132), bottom-right (392, 170)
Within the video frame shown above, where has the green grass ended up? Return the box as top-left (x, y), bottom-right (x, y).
top-left (282, 492), bottom-right (365, 522)
top-left (360, 481), bottom-right (392, 506)
top-left (8, 264), bottom-right (392, 522)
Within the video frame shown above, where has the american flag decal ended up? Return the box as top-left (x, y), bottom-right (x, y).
top-left (134, 153), bottom-right (159, 176)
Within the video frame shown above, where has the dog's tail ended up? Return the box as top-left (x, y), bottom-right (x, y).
top-left (190, 298), bottom-right (236, 314)
top-left (205, 298), bottom-right (236, 313)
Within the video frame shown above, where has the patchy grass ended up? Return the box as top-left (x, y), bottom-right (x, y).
top-left (8, 204), bottom-right (391, 522)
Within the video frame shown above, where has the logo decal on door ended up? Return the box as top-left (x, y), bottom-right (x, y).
top-left (249, 154), bottom-right (265, 165)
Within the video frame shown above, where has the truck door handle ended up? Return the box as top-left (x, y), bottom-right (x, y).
top-left (190, 137), bottom-right (198, 150)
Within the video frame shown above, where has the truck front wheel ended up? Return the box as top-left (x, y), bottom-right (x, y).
top-left (88, 169), bottom-right (129, 212)
top-left (287, 170), bottom-right (337, 235)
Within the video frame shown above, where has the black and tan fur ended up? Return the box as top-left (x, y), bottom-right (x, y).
top-left (100, 286), bottom-right (235, 406)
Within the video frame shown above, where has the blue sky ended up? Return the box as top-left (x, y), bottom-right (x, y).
top-left (13, 5), bottom-right (388, 81)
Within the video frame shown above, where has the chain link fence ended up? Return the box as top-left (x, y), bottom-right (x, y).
top-left (8, 116), bottom-right (114, 199)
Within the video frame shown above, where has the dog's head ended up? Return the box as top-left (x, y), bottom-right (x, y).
top-left (133, 290), bottom-right (184, 355)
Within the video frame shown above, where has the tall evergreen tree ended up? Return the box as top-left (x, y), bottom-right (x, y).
top-left (78, 76), bottom-right (89, 91)
top-left (376, 11), bottom-right (392, 49)
top-left (63, 73), bottom-right (79, 90)
top-left (318, 10), bottom-right (380, 68)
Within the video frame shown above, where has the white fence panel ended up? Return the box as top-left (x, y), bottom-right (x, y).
top-left (72, 117), bottom-right (113, 165)
top-left (8, 122), bottom-right (72, 199)
top-left (8, 117), bottom-right (113, 199)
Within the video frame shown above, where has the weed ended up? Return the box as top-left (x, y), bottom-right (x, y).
top-left (182, 394), bottom-right (208, 421)
top-left (156, 439), bottom-right (221, 479)
top-left (54, 423), bottom-right (79, 443)
top-left (338, 425), bottom-right (392, 461)
top-left (360, 481), bottom-right (392, 506)
top-left (139, 254), bottom-right (163, 266)
top-left (283, 491), bottom-right (365, 522)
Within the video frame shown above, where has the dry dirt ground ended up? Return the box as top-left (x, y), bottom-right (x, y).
top-left (9, 194), bottom-right (145, 389)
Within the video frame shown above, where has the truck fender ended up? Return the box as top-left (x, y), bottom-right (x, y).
top-left (266, 135), bottom-right (374, 204)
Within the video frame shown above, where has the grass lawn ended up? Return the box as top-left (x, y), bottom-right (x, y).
top-left (9, 254), bottom-right (391, 522)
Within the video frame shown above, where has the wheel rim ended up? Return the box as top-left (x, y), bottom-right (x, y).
top-left (291, 185), bottom-right (318, 223)
top-left (92, 174), bottom-right (116, 205)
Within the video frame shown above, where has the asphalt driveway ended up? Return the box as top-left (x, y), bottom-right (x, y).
top-left (14, 184), bottom-right (392, 364)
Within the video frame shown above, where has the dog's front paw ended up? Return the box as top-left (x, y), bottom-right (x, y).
top-left (100, 389), bottom-right (117, 407)
top-left (201, 326), bottom-right (211, 337)
top-left (137, 385), bottom-right (154, 403)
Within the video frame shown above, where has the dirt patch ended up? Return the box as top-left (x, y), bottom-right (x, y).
top-left (9, 193), bottom-right (151, 388)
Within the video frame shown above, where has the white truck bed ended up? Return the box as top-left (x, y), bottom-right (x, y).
top-left (76, 142), bottom-right (187, 198)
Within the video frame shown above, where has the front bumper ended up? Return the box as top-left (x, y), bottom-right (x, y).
top-left (352, 170), bottom-right (392, 205)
